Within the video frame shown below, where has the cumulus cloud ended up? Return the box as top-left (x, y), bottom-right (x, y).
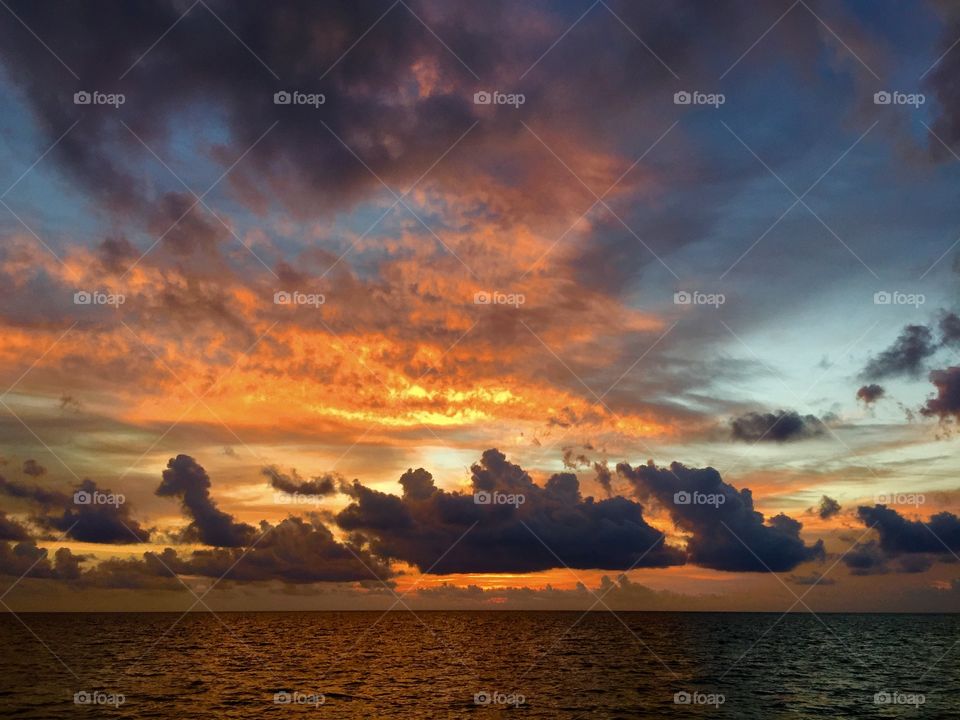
top-left (856, 384), bottom-right (885, 404)
top-left (730, 410), bottom-right (826, 443)
top-left (0, 476), bottom-right (149, 543)
top-left (0, 541), bottom-right (84, 580)
top-left (336, 449), bottom-right (685, 574)
top-left (261, 466), bottom-right (338, 496)
top-left (857, 504), bottom-right (960, 555)
top-left (920, 367), bottom-right (960, 422)
top-left (617, 461), bottom-right (825, 572)
top-left (815, 495), bottom-right (842, 520)
top-left (156, 455), bottom-right (255, 547)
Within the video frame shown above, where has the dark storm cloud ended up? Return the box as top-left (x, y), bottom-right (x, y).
top-left (816, 495), bottom-right (842, 520)
top-left (0, 476), bottom-right (149, 543)
top-left (730, 410), bottom-right (827, 443)
top-left (616, 461), bottom-right (825, 572)
top-left (920, 366), bottom-right (960, 421)
top-left (21, 459), bottom-right (46, 477)
top-left (156, 455), bottom-right (255, 547)
top-left (262, 466), bottom-right (338, 496)
top-left (336, 449), bottom-right (685, 574)
top-left (856, 384), bottom-right (885, 404)
top-left (860, 325), bottom-right (937, 380)
top-left (857, 504), bottom-right (960, 555)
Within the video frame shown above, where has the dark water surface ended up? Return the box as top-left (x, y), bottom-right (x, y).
top-left (0, 612), bottom-right (956, 718)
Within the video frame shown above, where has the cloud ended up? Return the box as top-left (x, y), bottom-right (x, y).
top-left (816, 495), bottom-right (841, 520)
top-left (616, 461), bottom-right (825, 572)
top-left (261, 466), bottom-right (338, 496)
top-left (156, 455), bottom-right (255, 547)
top-left (939, 312), bottom-right (960, 347)
top-left (21, 459), bottom-right (45, 477)
top-left (0, 476), bottom-right (149, 544)
top-left (856, 383), bottom-right (885, 404)
top-left (336, 449), bottom-right (685, 574)
top-left (842, 540), bottom-right (889, 575)
top-left (861, 324), bottom-right (937, 380)
top-left (920, 366), bottom-right (960, 422)
top-left (157, 516), bottom-right (392, 584)
top-left (0, 541), bottom-right (84, 581)
top-left (593, 461), bottom-right (613, 497)
top-left (857, 504), bottom-right (960, 555)
top-left (0, 511), bottom-right (29, 541)
top-left (730, 410), bottom-right (826, 443)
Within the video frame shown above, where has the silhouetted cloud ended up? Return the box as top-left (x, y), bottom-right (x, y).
top-left (593, 461), bottom-right (613, 497)
top-left (0, 511), bottom-right (29, 541)
top-left (156, 455), bottom-right (255, 547)
top-left (920, 366), bottom-right (960, 422)
top-left (0, 541), bottom-right (83, 580)
top-left (261, 466), bottom-right (338, 496)
top-left (861, 325), bottom-right (937, 380)
top-left (730, 410), bottom-right (826, 443)
top-left (336, 449), bottom-right (685, 574)
top-left (939, 312), bottom-right (960, 346)
top-left (617, 461), bottom-right (825, 572)
top-left (857, 504), bottom-right (960, 554)
top-left (0, 476), bottom-right (149, 543)
top-left (21, 459), bottom-right (45, 477)
top-left (856, 384), bottom-right (885, 404)
top-left (816, 495), bottom-right (842, 520)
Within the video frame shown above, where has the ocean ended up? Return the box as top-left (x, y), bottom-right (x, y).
top-left (0, 611), bottom-right (955, 717)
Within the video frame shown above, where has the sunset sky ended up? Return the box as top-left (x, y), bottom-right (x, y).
top-left (1, 0), bottom-right (959, 612)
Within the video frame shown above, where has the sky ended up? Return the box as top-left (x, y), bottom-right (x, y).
top-left (0, 0), bottom-right (959, 612)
